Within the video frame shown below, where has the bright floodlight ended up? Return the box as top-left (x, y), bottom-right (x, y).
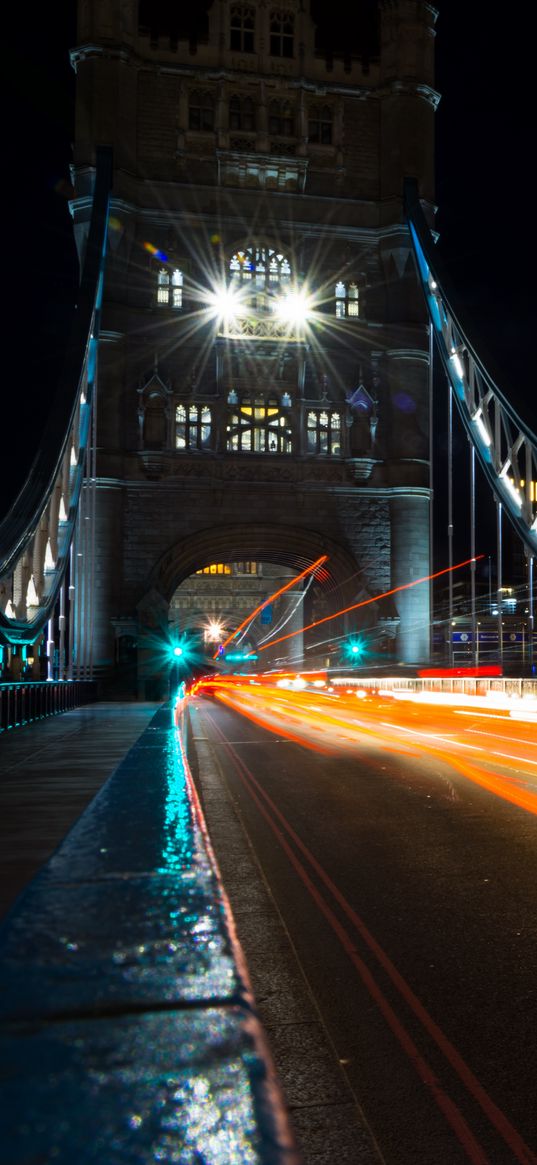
top-left (275, 288), bottom-right (312, 326)
top-left (206, 284), bottom-right (242, 322)
top-left (206, 620), bottom-right (225, 643)
top-left (173, 646), bottom-right (184, 657)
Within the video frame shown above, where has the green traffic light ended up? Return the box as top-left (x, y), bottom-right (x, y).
top-left (344, 637), bottom-right (365, 663)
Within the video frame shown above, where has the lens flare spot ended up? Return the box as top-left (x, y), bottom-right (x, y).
top-left (393, 392), bottom-right (416, 413)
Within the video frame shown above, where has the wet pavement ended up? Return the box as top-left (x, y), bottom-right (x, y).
top-left (0, 701), bottom-right (159, 919)
top-left (0, 701), bottom-right (300, 1165)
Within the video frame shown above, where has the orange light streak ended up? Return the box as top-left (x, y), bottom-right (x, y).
top-left (200, 681), bottom-right (537, 818)
top-left (257, 554), bottom-right (484, 654)
top-left (214, 554), bottom-right (329, 659)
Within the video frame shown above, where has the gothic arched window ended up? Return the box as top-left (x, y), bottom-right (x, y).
top-left (270, 10), bottom-right (294, 58)
top-left (176, 404), bottom-right (212, 450)
top-left (334, 281), bottom-right (359, 319)
top-left (157, 267), bottom-right (183, 309)
top-left (230, 5), bottom-right (255, 52)
top-left (306, 410), bottom-right (342, 455)
top-left (229, 246), bottom-right (292, 297)
top-left (308, 104), bottom-right (333, 145)
top-left (189, 90), bottom-right (214, 132)
top-left (226, 395), bottom-right (293, 453)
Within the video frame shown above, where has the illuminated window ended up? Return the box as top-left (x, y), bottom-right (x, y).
top-left (196, 563), bottom-right (232, 575)
top-left (230, 5), bottom-right (255, 52)
top-left (307, 410), bottom-right (342, 455)
top-left (229, 94), bottom-right (256, 132)
top-left (157, 267), bottom-right (183, 309)
top-left (308, 105), bottom-right (332, 145)
top-left (335, 281), bottom-right (359, 318)
top-left (189, 90), bottom-right (214, 131)
top-left (227, 395), bottom-right (293, 453)
top-left (270, 10), bottom-right (294, 57)
top-left (229, 246), bottom-right (292, 295)
top-left (176, 404), bottom-right (212, 450)
top-left (268, 99), bottom-right (294, 136)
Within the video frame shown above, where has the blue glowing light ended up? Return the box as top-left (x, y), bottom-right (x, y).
top-left (343, 637), bottom-right (366, 663)
top-left (225, 652), bottom-right (258, 663)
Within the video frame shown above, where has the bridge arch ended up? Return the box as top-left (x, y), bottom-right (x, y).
top-left (150, 523), bottom-right (362, 606)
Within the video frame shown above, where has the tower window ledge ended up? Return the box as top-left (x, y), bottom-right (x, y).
top-left (270, 139), bottom-right (296, 156)
top-left (307, 142), bottom-right (336, 154)
top-left (217, 149), bottom-right (307, 191)
top-left (348, 458), bottom-right (378, 481)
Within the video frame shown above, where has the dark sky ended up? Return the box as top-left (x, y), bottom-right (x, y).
top-left (3, 2), bottom-right (535, 553)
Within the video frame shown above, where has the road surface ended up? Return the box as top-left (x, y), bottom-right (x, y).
top-left (188, 682), bottom-right (537, 1165)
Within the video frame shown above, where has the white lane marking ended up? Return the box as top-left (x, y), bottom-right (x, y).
top-left (380, 721), bottom-right (537, 773)
top-left (380, 722), bottom-right (484, 751)
top-left (464, 727), bottom-right (537, 750)
top-left (454, 710), bottom-right (510, 720)
top-left (475, 749), bottom-right (537, 768)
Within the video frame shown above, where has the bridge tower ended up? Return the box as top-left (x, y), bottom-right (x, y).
top-left (71, 0), bottom-right (438, 693)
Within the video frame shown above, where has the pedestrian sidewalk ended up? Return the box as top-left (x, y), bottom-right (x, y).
top-left (0, 701), bottom-right (159, 919)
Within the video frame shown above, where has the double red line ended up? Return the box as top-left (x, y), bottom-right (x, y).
top-left (202, 707), bottom-right (536, 1165)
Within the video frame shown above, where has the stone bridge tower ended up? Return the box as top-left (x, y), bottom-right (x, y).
top-left (71, 0), bottom-right (437, 693)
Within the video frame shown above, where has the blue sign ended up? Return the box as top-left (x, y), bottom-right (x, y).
top-left (260, 604), bottom-right (273, 625)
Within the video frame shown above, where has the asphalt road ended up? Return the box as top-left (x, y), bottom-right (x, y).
top-left (189, 688), bottom-right (537, 1165)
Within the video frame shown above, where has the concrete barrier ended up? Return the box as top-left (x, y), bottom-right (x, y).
top-left (0, 702), bottom-right (300, 1164)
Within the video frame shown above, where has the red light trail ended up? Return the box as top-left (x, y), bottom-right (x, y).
top-left (256, 554), bottom-right (484, 654)
top-left (214, 554), bottom-right (329, 659)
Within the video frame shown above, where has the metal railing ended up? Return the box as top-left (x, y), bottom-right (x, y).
top-left (0, 680), bottom-right (96, 733)
top-left (0, 147), bottom-right (112, 662)
top-left (404, 178), bottom-right (537, 558)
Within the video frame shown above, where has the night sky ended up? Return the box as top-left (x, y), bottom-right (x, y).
top-left (3, 3), bottom-right (535, 569)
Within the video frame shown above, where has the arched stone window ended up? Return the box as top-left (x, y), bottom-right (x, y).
top-left (334, 281), bottom-right (359, 319)
top-left (268, 99), bottom-right (295, 137)
top-left (270, 10), bottom-right (294, 58)
top-left (306, 410), bottom-right (342, 455)
top-left (157, 267), bottom-right (183, 309)
top-left (221, 245), bottom-right (299, 336)
top-left (189, 90), bottom-right (214, 132)
top-left (229, 246), bottom-right (292, 293)
top-left (226, 394), bottom-right (293, 453)
top-left (176, 404), bottom-right (212, 450)
top-left (308, 104), bottom-right (333, 145)
top-left (230, 5), bottom-right (255, 53)
top-left (229, 94), bottom-right (256, 132)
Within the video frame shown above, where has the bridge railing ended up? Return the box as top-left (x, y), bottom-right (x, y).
top-left (0, 680), bottom-right (97, 734)
top-left (0, 148), bottom-right (112, 671)
top-left (404, 178), bottom-right (537, 558)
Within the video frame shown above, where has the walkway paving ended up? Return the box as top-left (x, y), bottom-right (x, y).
top-left (1, 701), bottom-right (298, 1165)
top-left (0, 702), bottom-right (159, 919)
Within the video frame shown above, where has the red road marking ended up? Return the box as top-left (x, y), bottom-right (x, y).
top-left (203, 708), bottom-right (537, 1165)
